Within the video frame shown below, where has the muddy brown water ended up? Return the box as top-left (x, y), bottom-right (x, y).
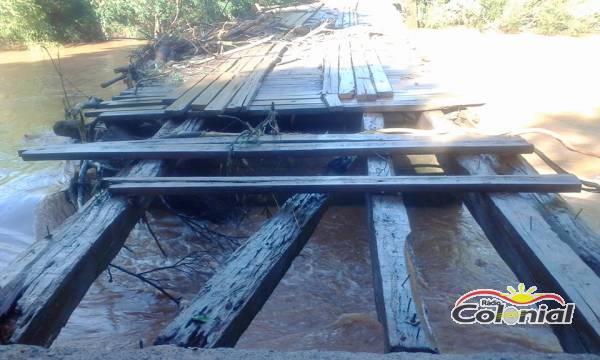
top-left (0, 37), bottom-right (593, 353)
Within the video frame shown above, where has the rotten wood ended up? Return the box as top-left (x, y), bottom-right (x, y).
top-left (0, 117), bottom-right (204, 347)
top-left (362, 113), bottom-right (436, 353)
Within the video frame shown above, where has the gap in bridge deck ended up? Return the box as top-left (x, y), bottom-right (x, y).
top-left (236, 205), bottom-right (385, 353)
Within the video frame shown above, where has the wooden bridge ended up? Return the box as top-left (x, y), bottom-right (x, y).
top-left (2, 0), bottom-right (600, 356)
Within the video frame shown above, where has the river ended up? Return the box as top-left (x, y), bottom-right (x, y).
top-left (0, 34), bottom-right (597, 353)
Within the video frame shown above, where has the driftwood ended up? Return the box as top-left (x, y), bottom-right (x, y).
top-left (420, 110), bottom-right (600, 353)
top-left (362, 113), bottom-right (436, 353)
top-left (154, 157), bottom-right (354, 348)
top-left (0, 117), bottom-right (203, 347)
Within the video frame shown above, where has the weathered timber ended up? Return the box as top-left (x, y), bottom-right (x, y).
top-left (0, 117), bottom-right (204, 347)
top-left (20, 135), bottom-right (535, 161)
top-left (362, 113), bottom-right (436, 353)
top-left (95, 109), bottom-right (167, 123)
top-left (351, 43), bottom-right (377, 101)
top-left (95, 99), bottom-right (168, 108)
top-left (227, 43), bottom-right (287, 111)
top-left (365, 50), bottom-right (393, 98)
top-left (168, 58), bottom-right (238, 114)
top-left (322, 41), bottom-right (342, 109)
top-left (84, 105), bottom-right (165, 117)
top-left (338, 40), bottom-right (355, 99)
top-left (154, 157), bottom-right (353, 348)
top-left (105, 174), bottom-right (581, 196)
top-left (204, 45), bottom-right (273, 113)
top-left (100, 73), bottom-right (127, 88)
top-left (420, 111), bottom-right (600, 353)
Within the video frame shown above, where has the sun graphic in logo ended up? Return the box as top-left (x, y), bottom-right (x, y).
top-left (503, 283), bottom-right (539, 305)
top-left (454, 283), bottom-right (566, 307)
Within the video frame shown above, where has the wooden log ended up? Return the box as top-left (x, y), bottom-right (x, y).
top-left (420, 110), bottom-right (600, 353)
top-left (362, 113), bottom-right (436, 353)
top-left (0, 118), bottom-right (204, 347)
top-left (100, 73), bottom-right (127, 88)
top-left (105, 174), bottom-right (581, 196)
top-left (154, 157), bottom-right (353, 347)
top-left (20, 136), bottom-right (535, 161)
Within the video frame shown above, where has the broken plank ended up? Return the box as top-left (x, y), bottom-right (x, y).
top-left (154, 157), bottom-right (353, 348)
top-left (20, 136), bottom-right (535, 161)
top-left (362, 113), bottom-right (436, 353)
top-left (106, 174), bottom-right (581, 196)
top-left (338, 41), bottom-right (355, 99)
top-left (420, 110), bottom-right (600, 353)
top-left (162, 73), bottom-right (210, 103)
top-left (0, 117), bottom-right (204, 347)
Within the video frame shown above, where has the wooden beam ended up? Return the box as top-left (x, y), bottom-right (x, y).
top-left (154, 157), bottom-right (353, 348)
top-left (362, 113), bottom-right (436, 353)
top-left (105, 174), bottom-right (581, 196)
top-left (420, 111), bottom-right (600, 353)
top-left (95, 109), bottom-right (167, 123)
top-left (20, 135), bottom-right (535, 161)
top-left (0, 118), bottom-right (204, 347)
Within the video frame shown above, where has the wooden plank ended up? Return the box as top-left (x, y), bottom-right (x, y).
top-left (95, 99), bottom-right (167, 108)
top-left (96, 109), bottom-right (167, 122)
top-left (0, 118), bottom-right (204, 347)
top-left (322, 42), bottom-right (342, 109)
top-left (154, 157), bottom-right (353, 348)
top-left (351, 42), bottom-right (377, 101)
top-left (362, 114), bottom-right (436, 353)
top-left (162, 73), bottom-right (210, 103)
top-left (168, 58), bottom-right (238, 114)
top-left (106, 174), bottom-right (581, 196)
top-left (228, 43), bottom-right (287, 111)
top-left (338, 41), bottom-right (355, 99)
top-left (204, 45), bottom-right (272, 113)
top-left (20, 136), bottom-right (535, 161)
top-left (365, 50), bottom-right (393, 98)
top-left (419, 111), bottom-right (600, 352)
top-left (21, 132), bottom-right (534, 147)
top-left (189, 58), bottom-right (249, 111)
top-left (84, 105), bottom-right (165, 117)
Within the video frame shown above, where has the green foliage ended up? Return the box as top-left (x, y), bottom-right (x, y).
top-left (1, 0), bottom-right (296, 46)
top-left (417, 0), bottom-right (600, 35)
top-left (0, 0), bottom-right (102, 46)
